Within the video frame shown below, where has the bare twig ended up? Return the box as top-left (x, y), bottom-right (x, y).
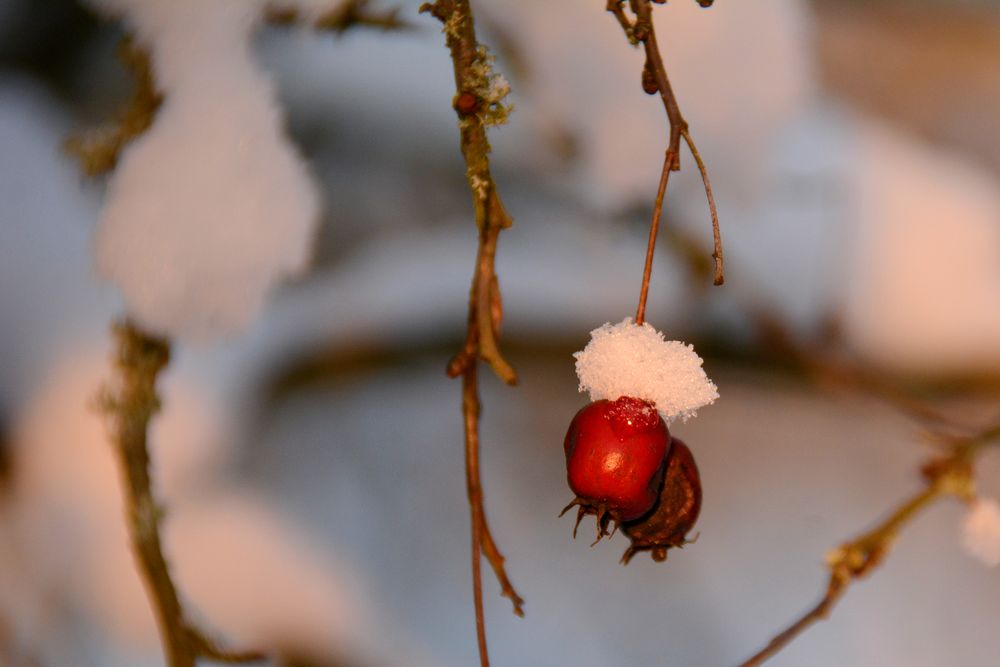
top-left (738, 424), bottom-right (997, 667)
top-left (680, 128), bottom-right (724, 285)
top-left (72, 32), bottom-right (263, 665)
top-left (420, 0), bottom-right (523, 665)
top-left (606, 0), bottom-right (725, 324)
top-left (636, 148), bottom-right (677, 325)
top-left (101, 321), bottom-right (264, 667)
top-left (68, 4), bottom-right (409, 179)
top-left (603, 69), bottom-right (1000, 660)
top-left (753, 313), bottom-right (978, 435)
top-left (265, 0), bottom-right (412, 32)
top-left (65, 38), bottom-right (161, 177)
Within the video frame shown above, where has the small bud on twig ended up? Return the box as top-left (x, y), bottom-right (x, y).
top-left (641, 63), bottom-right (659, 95)
top-left (455, 91), bottom-right (480, 116)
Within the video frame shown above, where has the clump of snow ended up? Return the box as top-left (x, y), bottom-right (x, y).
top-left (86, 0), bottom-right (320, 340)
top-left (574, 318), bottom-right (718, 422)
top-left (962, 498), bottom-right (1000, 567)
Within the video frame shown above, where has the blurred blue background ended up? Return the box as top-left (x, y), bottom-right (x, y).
top-left (2, 1), bottom-right (1000, 665)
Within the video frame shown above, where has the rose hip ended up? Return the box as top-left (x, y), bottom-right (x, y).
top-left (561, 396), bottom-right (670, 540)
top-left (620, 437), bottom-right (702, 564)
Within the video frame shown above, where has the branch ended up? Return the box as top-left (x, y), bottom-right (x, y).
top-left (67, 3), bottom-right (410, 179)
top-left (737, 424), bottom-right (995, 667)
top-left (265, 0), bottom-right (413, 33)
top-left (420, 0), bottom-right (524, 664)
top-left (64, 38), bottom-right (161, 177)
top-left (754, 312), bottom-right (981, 437)
top-left (655, 216), bottom-right (1000, 662)
top-left (606, 0), bottom-right (725, 324)
top-left (101, 321), bottom-right (264, 667)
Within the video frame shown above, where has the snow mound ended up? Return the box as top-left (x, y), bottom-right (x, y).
top-left (88, 0), bottom-right (320, 340)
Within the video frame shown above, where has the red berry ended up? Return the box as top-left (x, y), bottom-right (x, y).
top-left (561, 396), bottom-right (670, 538)
top-left (620, 437), bottom-right (702, 564)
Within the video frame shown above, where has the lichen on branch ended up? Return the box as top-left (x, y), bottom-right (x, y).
top-left (421, 1), bottom-right (523, 665)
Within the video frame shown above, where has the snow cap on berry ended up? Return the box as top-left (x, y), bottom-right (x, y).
top-left (962, 497), bottom-right (1000, 566)
top-left (574, 318), bottom-right (718, 422)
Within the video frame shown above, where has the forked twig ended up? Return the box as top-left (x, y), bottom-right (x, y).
top-left (606, 0), bottom-right (724, 325)
top-left (420, 0), bottom-right (524, 665)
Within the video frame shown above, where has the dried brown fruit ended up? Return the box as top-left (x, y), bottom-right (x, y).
top-left (620, 437), bottom-right (701, 564)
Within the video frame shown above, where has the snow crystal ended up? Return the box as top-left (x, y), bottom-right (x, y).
top-left (574, 318), bottom-right (718, 422)
top-left (962, 498), bottom-right (1000, 567)
top-left (87, 0), bottom-right (320, 340)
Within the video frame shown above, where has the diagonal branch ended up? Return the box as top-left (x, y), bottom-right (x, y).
top-left (420, 0), bottom-right (523, 665)
top-left (737, 427), bottom-right (996, 667)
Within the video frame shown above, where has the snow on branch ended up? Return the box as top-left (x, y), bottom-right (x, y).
top-left (87, 0), bottom-right (320, 340)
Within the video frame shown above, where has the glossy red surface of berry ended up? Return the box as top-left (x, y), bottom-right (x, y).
top-left (563, 396), bottom-right (670, 521)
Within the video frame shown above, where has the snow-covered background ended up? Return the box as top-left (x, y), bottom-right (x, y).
top-left (2, 0), bottom-right (1000, 665)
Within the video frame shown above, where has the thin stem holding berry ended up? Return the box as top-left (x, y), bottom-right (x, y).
top-left (606, 0), bottom-right (725, 325)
